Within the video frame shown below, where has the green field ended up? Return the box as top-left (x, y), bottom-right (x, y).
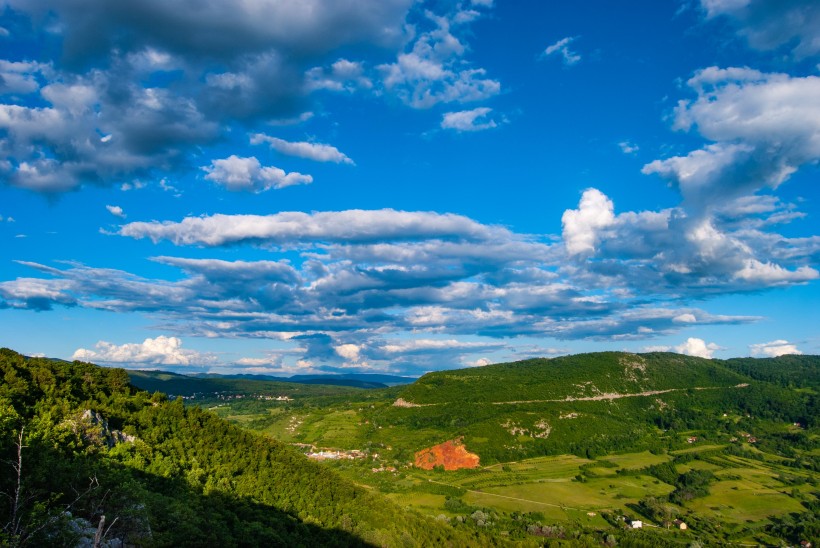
top-left (689, 479), bottom-right (806, 523)
top-left (599, 450), bottom-right (670, 469)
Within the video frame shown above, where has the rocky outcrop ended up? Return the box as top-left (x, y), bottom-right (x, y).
top-left (79, 410), bottom-right (136, 448)
top-left (414, 438), bottom-right (480, 470)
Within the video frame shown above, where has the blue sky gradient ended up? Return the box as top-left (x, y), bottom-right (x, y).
top-left (1, 0), bottom-right (818, 375)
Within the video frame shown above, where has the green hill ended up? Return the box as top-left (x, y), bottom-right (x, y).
top-left (398, 352), bottom-right (750, 405)
top-left (0, 349), bottom-right (488, 547)
top-left (127, 369), bottom-right (375, 397)
top-left (234, 352), bottom-right (817, 465)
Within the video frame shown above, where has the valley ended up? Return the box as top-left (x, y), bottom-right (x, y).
top-left (155, 351), bottom-right (819, 546)
top-left (1, 349), bottom-right (816, 546)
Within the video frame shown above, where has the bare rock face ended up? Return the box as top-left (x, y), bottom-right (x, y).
top-left (414, 438), bottom-right (480, 470)
top-left (80, 410), bottom-right (136, 448)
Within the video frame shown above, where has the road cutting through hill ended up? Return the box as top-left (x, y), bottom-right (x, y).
top-left (395, 383), bottom-right (749, 407)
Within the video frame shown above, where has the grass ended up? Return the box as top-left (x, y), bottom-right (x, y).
top-left (688, 479), bottom-right (805, 524)
top-left (465, 474), bottom-right (673, 514)
top-left (386, 492), bottom-right (448, 513)
top-left (599, 450), bottom-right (670, 469)
top-left (669, 444), bottom-right (726, 455)
top-left (675, 460), bottom-right (723, 473)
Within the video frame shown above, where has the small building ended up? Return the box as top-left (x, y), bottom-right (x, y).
top-left (687, 436), bottom-right (698, 444)
top-left (674, 519), bottom-right (688, 530)
top-left (630, 520), bottom-right (643, 529)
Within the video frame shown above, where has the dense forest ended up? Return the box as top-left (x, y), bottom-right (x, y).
top-left (0, 349), bottom-right (486, 547)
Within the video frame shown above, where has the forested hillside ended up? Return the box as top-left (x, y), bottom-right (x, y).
top-left (0, 349), bottom-right (486, 547)
top-left (398, 352), bottom-right (751, 404)
top-left (127, 369), bottom-right (373, 397)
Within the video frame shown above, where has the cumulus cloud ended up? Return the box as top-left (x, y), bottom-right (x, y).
top-left (643, 69), bottom-right (820, 211)
top-left (72, 336), bottom-right (216, 366)
top-left (701, 0), bottom-right (820, 58)
top-left (560, 188), bottom-right (818, 294)
top-left (543, 37), bottom-right (581, 66)
top-left (0, 0), bottom-right (414, 192)
top-left (749, 339), bottom-right (802, 357)
top-left (0, 238), bottom-right (762, 374)
top-left (203, 155), bottom-right (312, 192)
top-left (250, 134), bottom-right (354, 164)
top-left (441, 107), bottom-right (501, 132)
top-left (645, 337), bottom-right (721, 358)
top-left (618, 141), bottom-right (639, 154)
top-left (305, 59), bottom-right (372, 93)
top-left (675, 337), bottom-right (721, 358)
top-left (379, 6), bottom-right (500, 108)
top-left (106, 205), bottom-right (125, 218)
top-left (562, 189), bottom-right (615, 255)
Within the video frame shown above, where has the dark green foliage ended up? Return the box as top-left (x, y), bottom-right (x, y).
top-left (723, 354), bottom-right (820, 389)
top-left (0, 348), bottom-right (482, 547)
top-left (668, 469), bottom-right (716, 504)
top-left (127, 369), bottom-right (368, 398)
top-left (398, 352), bottom-right (750, 405)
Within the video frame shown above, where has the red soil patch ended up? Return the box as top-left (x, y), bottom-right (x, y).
top-left (414, 438), bottom-right (480, 470)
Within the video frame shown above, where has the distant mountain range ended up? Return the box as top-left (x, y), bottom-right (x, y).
top-left (126, 369), bottom-right (416, 396)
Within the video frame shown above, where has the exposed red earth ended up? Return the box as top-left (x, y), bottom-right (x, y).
top-left (414, 438), bottom-right (480, 470)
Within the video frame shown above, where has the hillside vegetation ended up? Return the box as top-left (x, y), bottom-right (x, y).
top-left (0, 349), bottom-right (486, 547)
top-left (398, 352), bottom-right (750, 404)
top-left (201, 351), bottom-right (819, 546)
top-left (127, 369), bottom-right (374, 397)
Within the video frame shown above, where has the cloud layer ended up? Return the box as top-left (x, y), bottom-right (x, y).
top-left (0, 0), bottom-right (497, 192)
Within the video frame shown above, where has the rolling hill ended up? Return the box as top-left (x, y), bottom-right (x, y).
top-left (0, 349), bottom-right (487, 547)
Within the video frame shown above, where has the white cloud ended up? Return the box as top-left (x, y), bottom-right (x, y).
top-left (251, 134), bottom-right (354, 164)
top-left (701, 0), bottom-right (820, 58)
top-left (72, 336), bottom-right (216, 366)
top-left (675, 337), bottom-right (721, 358)
top-left (441, 107), bottom-right (500, 132)
top-left (560, 188), bottom-right (819, 294)
top-left (733, 259), bottom-right (818, 285)
top-left (0, 60), bottom-right (50, 95)
top-left (305, 59), bottom-right (372, 93)
top-left (562, 189), bottom-right (616, 255)
top-left (749, 339), bottom-right (802, 357)
top-left (543, 37), bottom-right (581, 66)
top-left (120, 181), bottom-right (146, 191)
top-left (379, 8), bottom-right (500, 108)
top-left (203, 155), bottom-right (312, 192)
top-left (646, 337), bottom-right (721, 358)
top-left (267, 111), bottom-right (314, 126)
top-left (106, 205), bottom-right (125, 218)
top-left (643, 69), bottom-right (820, 210)
top-left (334, 343), bottom-right (362, 362)
top-left (119, 209), bottom-right (511, 246)
top-left (618, 141), bottom-right (639, 154)
top-left (0, 0), bottom-right (412, 192)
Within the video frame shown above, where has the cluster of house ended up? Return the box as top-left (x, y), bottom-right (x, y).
top-left (175, 391), bottom-right (293, 401)
top-left (305, 448), bottom-right (366, 461)
top-left (371, 465), bottom-right (398, 473)
top-left (729, 432), bottom-right (758, 443)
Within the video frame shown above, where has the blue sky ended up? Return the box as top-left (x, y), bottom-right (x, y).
top-left (1, 0), bottom-right (818, 376)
